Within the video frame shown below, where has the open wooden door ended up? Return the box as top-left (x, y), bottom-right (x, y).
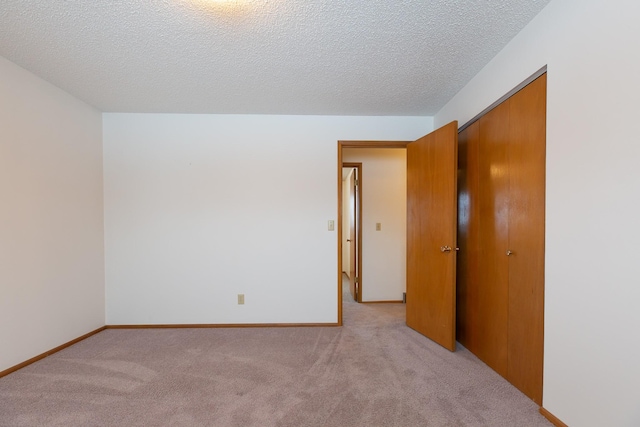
top-left (343, 163), bottom-right (361, 302)
top-left (348, 168), bottom-right (358, 301)
top-left (348, 168), bottom-right (357, 300)
top-left (406, 121), bottom-right (458, 351)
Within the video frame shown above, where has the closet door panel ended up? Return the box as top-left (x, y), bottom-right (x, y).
top-left (507, 74), bottom-right (547, 404)
top-left (456, 122), bottom-right (480, 349)
top-left (476, 101), bottom-right (511, 377)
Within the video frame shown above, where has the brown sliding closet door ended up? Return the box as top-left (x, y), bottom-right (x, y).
top-left (456, 121), bottom-right (479, 351)
top-left (477, 100), bottom-right (511, 377)
top-left (507, 74), bottom-right (546, 404)
top-left (456, 73), bottom-right (546, 405)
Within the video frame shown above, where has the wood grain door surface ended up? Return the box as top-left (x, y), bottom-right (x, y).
top-left (456, 121), bottom-right (480, 353)
top-left (455, 74), bottom-right (546, 405)
top-left (477, 99), bottom-right (511, 377)
top-left (348, 169), bottom-right (357, 301)
top-left (406, 121), bottom-right (458, 352)
top-left (506, 74), bottom-right (546, 405)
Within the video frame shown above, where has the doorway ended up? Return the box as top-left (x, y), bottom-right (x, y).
top-left (337, 141), bottom-right (409, 325)
top-left (342, 148), bottom-right (408, 306)
top-left (337, 122), bottom-right (459, 353)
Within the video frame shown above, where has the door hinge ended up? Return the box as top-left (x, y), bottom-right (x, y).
top-left (355, 277), bottom-right (359, 284)
top-left (354, 179), bottom-right (359, 186)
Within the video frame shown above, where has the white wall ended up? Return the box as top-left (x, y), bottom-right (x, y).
top-left (103, 114), bottom-right (431, 325)
top-left (436, 0), bottom-right (640, 425)
top-left (0, 56), bottom-right (105, 372)
top-left (343, 148), bottom-right (407, 302)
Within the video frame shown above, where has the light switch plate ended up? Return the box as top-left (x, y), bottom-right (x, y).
top-left (328, 220), bottom-right (335, 231)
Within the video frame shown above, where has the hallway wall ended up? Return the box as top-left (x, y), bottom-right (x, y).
top-left (343, 148), bottom-right (406, 302)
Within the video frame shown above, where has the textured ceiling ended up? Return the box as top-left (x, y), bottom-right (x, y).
top-left (0, 0), bottom-right (551, 115)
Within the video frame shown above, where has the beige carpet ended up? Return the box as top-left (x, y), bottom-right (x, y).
top-left (0, 281), bottom-right (551, 426)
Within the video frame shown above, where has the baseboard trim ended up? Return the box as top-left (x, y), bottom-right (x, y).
top-left (361, 300), bottom-right (403, 304)
top-left (540, 407), bottom-right (568, 427)
top-left (106, 322), bottom-right (340, 329)
top-left (0, 326), bottom-right (107, 379)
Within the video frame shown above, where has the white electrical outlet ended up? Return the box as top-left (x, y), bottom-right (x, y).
top-left (238, 294), bottom-right (245, 305)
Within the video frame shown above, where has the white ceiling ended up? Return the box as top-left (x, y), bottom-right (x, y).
top-left (0, 0), bottom-right (551, 115)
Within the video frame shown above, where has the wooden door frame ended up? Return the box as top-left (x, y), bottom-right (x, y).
top-left (342, 162), bottom-right (362, 302)
top-left (337, 141), bottom-right (410, 325)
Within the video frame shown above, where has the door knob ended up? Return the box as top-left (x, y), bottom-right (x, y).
top-left (506, 250), bottom-right (513, 256)
top-left (440, 246), bottom-right (452, 252)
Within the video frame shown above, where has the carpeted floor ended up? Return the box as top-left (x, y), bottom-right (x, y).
top-left (0, 278), bottom-right (551, 426)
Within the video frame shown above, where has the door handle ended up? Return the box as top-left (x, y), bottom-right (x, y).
top-left (347, 239), bottom-right (351, 242)
top-left (440, 246), bottom-right (452, 253)
top-left (506, 250), bottom-right (513, 256)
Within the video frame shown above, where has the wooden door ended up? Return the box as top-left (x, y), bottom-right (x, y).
top-left (458, 103), bottom-right (510, 377)
top-left (476, 100), bottom-right (511, 377)
top-left (507, 74), bottom-right (546, 405)
top-left (456, 121), bottom-right (480, 351)
top-left (455, 73), bottom-right (546, 404)
top-left (406, 121), bottom-right (458, 351)
top-left (348, 168), bottom-right (357, 300)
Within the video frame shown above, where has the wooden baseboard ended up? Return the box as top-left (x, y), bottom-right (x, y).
top-left (360, 300), bottom-right (403, 304)
top-left (0, 326), bottom-right (107, 379)
top-left (106, 322), bottom-right (339, 329)
top-left (540, 407), bottom-right (568, 427)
